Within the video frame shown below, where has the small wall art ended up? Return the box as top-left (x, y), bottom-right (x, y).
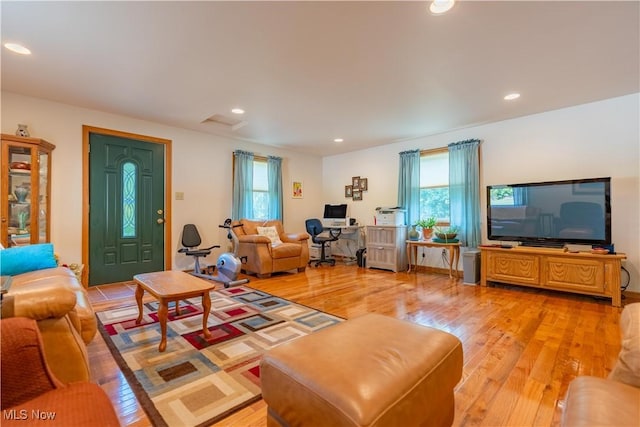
top-left (359, 178), bottom-right (368, 191)
top-left (352, 176), bottom-right (360, 188)
top-left (345, 185), bottom-right (353, 197)
top-left (292, 180), bottom-right (303, 199)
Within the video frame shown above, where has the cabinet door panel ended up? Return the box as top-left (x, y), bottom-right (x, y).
top-left (487, 252), bottom-right (539, 286)
top-left (543, 257), bottom-right (605, 293)
top-left (367, 227), bottom-right (396, 246)
top-left (367, 247), bottom-right (398, 271)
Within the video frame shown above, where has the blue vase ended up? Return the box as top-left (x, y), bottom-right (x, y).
top-left (14, 186), bottom-right (28, 203)
top-left (408, 225), bottom-right (420, 241)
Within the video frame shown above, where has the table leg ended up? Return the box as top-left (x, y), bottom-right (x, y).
top-left (201, 291), bottom-right (212, 340)
top-left (448, 248), bottom-right (454, 278)
top-left (175, 300), bottom-right (180, 316)
top-left (454, 247), bottom-right (460, 278)
top-left (157, 300), bottom-right (168, 352)
top-left (407, 243), bottom-right (412, 272)
top-left (135, 285), bottom-right (144, 324)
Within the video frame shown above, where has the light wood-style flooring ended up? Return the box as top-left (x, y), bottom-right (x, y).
top-left (87, 264), bottom-right (637, 427)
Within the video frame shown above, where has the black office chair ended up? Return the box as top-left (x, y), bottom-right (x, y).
top-left (305, 218), bottom-right (338, 267)
top-left (178, 224), bottom-right (220, 274)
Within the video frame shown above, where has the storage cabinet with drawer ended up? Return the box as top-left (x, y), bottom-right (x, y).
top-left (366, 226), bottom-right (407, 272)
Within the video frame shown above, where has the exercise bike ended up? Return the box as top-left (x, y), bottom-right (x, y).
top-left (179, 219), bottom-right (249, 288)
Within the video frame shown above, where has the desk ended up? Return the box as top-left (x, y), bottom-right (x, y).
top-left (324, 225), bottom-right (365, 263)
top-left (406, 240), bottom-right (461, 278)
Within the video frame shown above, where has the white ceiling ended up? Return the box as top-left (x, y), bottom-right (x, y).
top-left (2, 1), bottom-right (638, 157)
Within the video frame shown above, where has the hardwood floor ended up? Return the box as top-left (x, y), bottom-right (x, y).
top-left (87, 265), bottom-right (637, 426)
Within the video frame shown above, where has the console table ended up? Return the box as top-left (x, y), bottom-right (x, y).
top-left (479, 246), bottom-right (627, 306)
top-left (406, 240), bottom-right (461, 278)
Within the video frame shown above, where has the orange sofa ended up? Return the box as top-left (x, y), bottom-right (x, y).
top-left (1, 267), bottom-right (96, 383)
top-left (561, 303), bottom-right (639, 426)
top-left (1, 317), bottom-right (119, 426)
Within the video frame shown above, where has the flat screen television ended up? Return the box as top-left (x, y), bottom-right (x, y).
top-left (487, 177), bottom-right (611, 247)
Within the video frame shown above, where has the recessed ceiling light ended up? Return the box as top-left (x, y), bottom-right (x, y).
top-left (231, 108), bottom-right (245, 115)
top-left (4, 43), bottom-right (31, 55)
top-left (334, 138), bottom-right (344, 143)
top-left (504, 93), bottom-right (521, 101)
top-left (429, 0), bottom-right (455, 15)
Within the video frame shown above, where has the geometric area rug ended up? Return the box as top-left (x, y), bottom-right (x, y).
top-left (96, 285), bottom-right (343, 427)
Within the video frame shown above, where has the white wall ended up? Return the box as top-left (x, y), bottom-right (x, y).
top-left (4, 91), bottom-right (638, 293)
top-left (322, 94), bottom-right (640, 292)
top-left (2, 92), bottom-right (323, 270)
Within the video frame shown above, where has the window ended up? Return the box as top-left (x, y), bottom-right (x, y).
top-left (253, 159), bottom-right (269, 220)
top-left (233, 151), bottom-right (283, 221)
top-left (419, 150), bottom-right (449, 223)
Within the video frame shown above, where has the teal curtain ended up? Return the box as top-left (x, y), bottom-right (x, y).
top-left (448, 139), bottom-right (481, 247)
top-left (232, 150), bottom-right (254, 220)
top-left (267, 156), bottom-right (283, 220)
top-left (397, 149), bottom-right (420, 226)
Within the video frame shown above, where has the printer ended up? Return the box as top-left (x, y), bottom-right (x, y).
top-left (375, 207), bottom-right (406, 226)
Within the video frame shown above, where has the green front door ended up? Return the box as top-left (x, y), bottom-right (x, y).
top-left (88, 132), bottom-right (166, 286)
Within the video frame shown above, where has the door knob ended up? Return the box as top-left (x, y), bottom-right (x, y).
top-left (157, 218), bottom-right (165, 224)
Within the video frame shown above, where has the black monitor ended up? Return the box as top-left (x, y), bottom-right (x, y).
top-left (487, 177), bottom-right (611, 247)
top-left (323, 204), bottom-right (347, 219)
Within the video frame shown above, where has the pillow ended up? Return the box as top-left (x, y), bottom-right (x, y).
top-left (0, 243), bottom-right (57, 276)
top-left (257, 226), bottom-right (283, 247)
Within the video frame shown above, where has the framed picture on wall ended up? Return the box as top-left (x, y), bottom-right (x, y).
top-left (359, 178), bottom-right (368, 191)
top-left (352, 176), bottom-right (360, 188)
top-left (352, 189), bottom-right (363, 201)
top-left (292, 180), bottom-right (303, 199)
top-left (345, 185), bottom-right (353, 198)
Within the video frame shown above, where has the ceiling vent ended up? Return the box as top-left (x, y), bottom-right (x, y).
top-left (202, 114), bottom-right (248, 131)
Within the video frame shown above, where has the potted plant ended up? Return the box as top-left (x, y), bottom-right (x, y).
top-left (415, 217), bottom-right (437, 240)
top-left (434, 225), bottom-right (459, 241)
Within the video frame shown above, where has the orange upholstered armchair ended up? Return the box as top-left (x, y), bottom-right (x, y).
top-left (0, 317), bottom-right (119, 426)
top-left (231, 219), bottom-right (310, 278)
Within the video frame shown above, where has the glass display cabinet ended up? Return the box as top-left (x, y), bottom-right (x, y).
top-left (1, 134), bottom-right (55, 247)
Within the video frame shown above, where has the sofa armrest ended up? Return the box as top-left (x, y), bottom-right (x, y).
top-left (238, 234), bottom-right (272, 245)
top-left (282, 232), bottom-right (310, 243)
top-left (2, 282), bottom-right (77, 321)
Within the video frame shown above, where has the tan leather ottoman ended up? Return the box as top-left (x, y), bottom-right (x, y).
top-left (260, 313), bottom-right (464, 427)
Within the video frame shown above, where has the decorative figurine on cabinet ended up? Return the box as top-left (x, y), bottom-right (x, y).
top-left (15, 124), bottom-right (30, 137)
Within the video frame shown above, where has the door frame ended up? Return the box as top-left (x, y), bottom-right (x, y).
top-left (82, 125), bottom-right (172, 286)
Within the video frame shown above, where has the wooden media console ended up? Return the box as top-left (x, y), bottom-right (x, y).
top-left (480, 246), bottom-right (626, 307)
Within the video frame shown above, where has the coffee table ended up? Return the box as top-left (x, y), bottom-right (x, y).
top-left (133, 270), bottom-right (216, 352)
